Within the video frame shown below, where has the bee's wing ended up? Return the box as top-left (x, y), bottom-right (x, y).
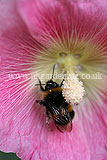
top-left (65, 121), bottom-right (72, 132)
top-left (55, 121), bottom-right (72, 133)
top-left (48, 106), bottom-right (65, 132)
top-left (48, 105), bottom-right (72, 133)
top-left (48, 105), bottom-right (60, 118)
top-left (55, 124), bottom-right (67, 133)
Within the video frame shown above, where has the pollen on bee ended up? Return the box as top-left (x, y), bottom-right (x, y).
top-left (68, 105), bottom-right (72, 112)
top-left (49, 113), bottom-right (53, 120)
top-left (62, 72), bottom-right (85, 104)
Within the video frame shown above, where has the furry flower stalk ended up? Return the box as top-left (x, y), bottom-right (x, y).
top-left (0, 0), bottom-right (107, 160)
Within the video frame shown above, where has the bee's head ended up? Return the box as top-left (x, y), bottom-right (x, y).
top-left (45, 80), bottom-right (59, 90)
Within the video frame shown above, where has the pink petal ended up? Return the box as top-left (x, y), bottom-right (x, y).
top-left (0, 0), bottom-right (36, 154)
top-left (77, 99), bottom-right (107, 160)
top-left (17, 0), bottom-right (107, 44)
top-left (0, 0), bottom-right (90, 159)
top-left (0, 0), bottom-right (107, 160)
top-left (0, 106), bottom-right (91, 160)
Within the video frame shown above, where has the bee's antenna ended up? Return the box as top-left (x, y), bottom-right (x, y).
top-left (51, 64), bottom-right (58, 80)
top-left (35, 77), bottom-right (46, 86)
top-left (35, 84), bottom-right (46, 86)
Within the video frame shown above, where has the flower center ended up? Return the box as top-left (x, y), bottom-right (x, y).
top-left (32, 36), bottom-right (106, 104)
top-left (56, 52), bottom-right (78, 71)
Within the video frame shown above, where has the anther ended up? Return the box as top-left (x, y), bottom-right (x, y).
top-left (74, 54), bottom-right (82, 59)
top-left (59, 52), bottom-right (68, 57)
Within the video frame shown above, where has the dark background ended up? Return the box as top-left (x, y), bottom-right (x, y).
top-left (0, 151), bottom-right (20, 160)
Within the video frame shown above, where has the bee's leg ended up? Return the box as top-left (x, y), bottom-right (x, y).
top-left (36, 100), bottom-right (45, 106)
top-left (38, 78), bottom-right (45, 92)
top-left (60, 79), bottom-right (65, 87)
top-left (46, 110), bottom-right (50, 125)
top-left (70, 110), bottom-right (75, 119)
top-left (46, 110), bottom-right (52, 131)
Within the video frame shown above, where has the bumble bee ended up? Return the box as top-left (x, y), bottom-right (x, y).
top-left (36, 65), bottom-right (75, 133)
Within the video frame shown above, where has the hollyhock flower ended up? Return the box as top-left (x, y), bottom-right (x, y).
top-left (0, 0), bottom-right (107, 160)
